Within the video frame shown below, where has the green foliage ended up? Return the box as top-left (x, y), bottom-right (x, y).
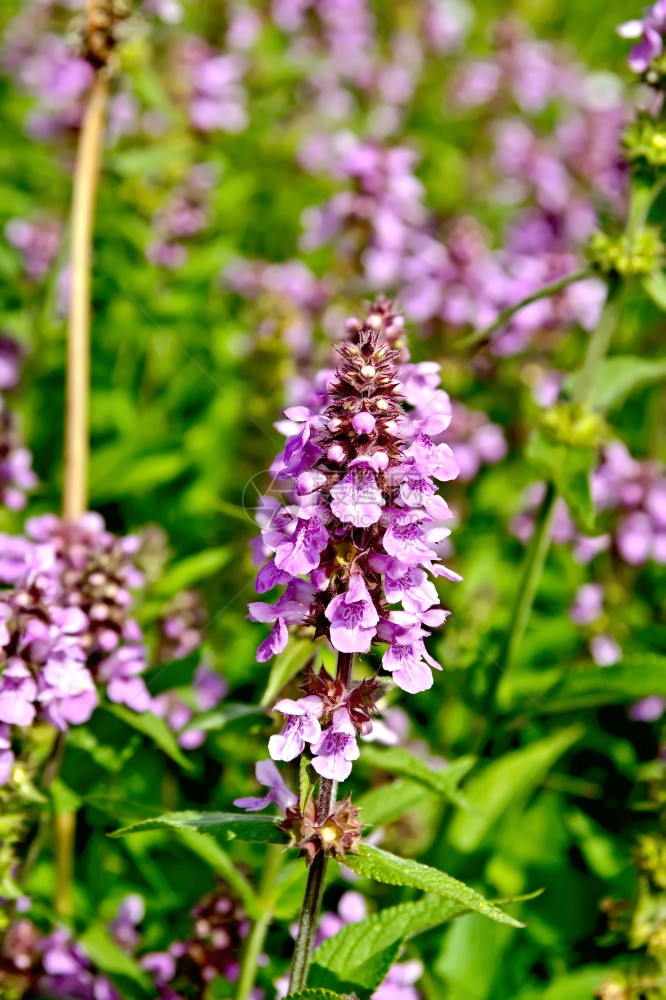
top-left (526, 432), bottom-right (596, 533)
top-left (285, 991), bottom-right (350, 1000)
top-left (100, 703), bottom-right (194, 771)
top-left (569, 355), bottom-right (666, 410)
top-left (447, 726), bottom-right (584, 852)
top-left (309, 896), bottom-right (465, 997)
top-left (358, 746), bottom-right (476, 809)
top-left (111, 810), bottom-right (289, 844)
top-left (341, 845), bottom-right (525, 927)
top-left (539, 655), bottom-right (666, 712)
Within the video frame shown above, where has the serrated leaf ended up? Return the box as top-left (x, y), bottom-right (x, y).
top-left (101, 703), bottom-right (194, 771)
top-left (526, 432), bottom-right (596, 533)
top-left (538, 655), bottom-right (666, 712)
top-left (448, 726), bottom-right (583, 853)
top-left (568, 355), bottom-right (666, 411)
top-left (260, 637), bottom-right (319, 707)
top-left (340, 845), bottom-right (524, 928)
top-left (310, 896), bottom-right (463, 997)
top-left (78, 923), bottom-right (152, 1000)
top-left (111, 810), bottom-right (288, 844)
top-left (359, 746), bottom-right (476, 810)
top-left (285, 991), bottom-right (349, 1000)
top-left (154, 546), bottom-right (232, 597)
top-left (181, 702), bottom-right (262, 734)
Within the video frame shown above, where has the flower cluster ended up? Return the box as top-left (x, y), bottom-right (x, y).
top-left (146, 164), bottom-right (216, 269)
top-left (0, 514), bottom-right (147, 783)
top-left (175, 37), bottom-right (248, 134)
top-left (0, 885), bottom-right (249, 1000)
top-left (514, 441), bottom-right (666, 568)
top-left (0, 336), bottom-right (37, 513)
top-left (0, 916), bottom-right (120, 1000)
top-left (5, 218), bottom-right (61, 282)
top-left (293, 121), bottom-right (610, 353)
top-left (618, 2), bottom-right (666, 77)
top-left (569, 583), bottom-right (622, 667)
top-left (267, 13), bottom-right (627, 356)
top-left (249, 303), bottom-right (460, 780)
top-left (140, 885), bottom-right (250, 996)
top-left (0, 510), bottom-right (227, 783)
top-left (1, 2), bottom-right (94, 141)
top-left (224, 257), bottom-right (328, 360)
top-left (157, 588), bottom-right (207, 663)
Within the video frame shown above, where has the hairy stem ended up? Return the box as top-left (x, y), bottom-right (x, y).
top-left (235, 844), bottom-right (284, 1000)
top-left (458, 268), bottom-right (591, 349)
top-left (63, 71), bottom-right (108, 521)
top-left (288, 651), bottom-right (353, 992)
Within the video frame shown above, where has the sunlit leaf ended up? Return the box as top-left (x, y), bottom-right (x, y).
top-left (340, 845), bottom-right (524, 928)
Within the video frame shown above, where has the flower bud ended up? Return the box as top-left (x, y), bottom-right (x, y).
top-left (352, 412), bottom-right (376, 435)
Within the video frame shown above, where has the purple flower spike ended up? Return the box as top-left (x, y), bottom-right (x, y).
top-left (248, 304), bottom-right (460, 742)
top-left (234, 758), bottom-right (298, 813)
top-left (268, 696), bottom-right (324, 761)
top-left (311, 709), bottom-right (360, 781)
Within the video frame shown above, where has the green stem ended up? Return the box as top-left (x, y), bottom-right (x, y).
top-left (288, 850), bottom-right (328, 993)
top-left (484, 279), bottom-right (625, 719)
top-left (458, 268), bottom-right (592, 349)
top-left (235, 844), bottom-right (284, 1000)
top-left (503, 481), bottom-right (558, 678)
top-left (571, 276), bottom-right (623, 406)
top-left (288, 651), bottom-right (352, 992)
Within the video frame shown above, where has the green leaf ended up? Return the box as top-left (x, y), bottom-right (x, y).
top-left (356, 779), bottom-right (435, 827)
top-left (181, 703), bottom-right (262, 734)
top-left (310, 895), bottom-right (464, 997)
top-left (515, 965), bottom-right (612, 1000)
top-left (568, 355), bottom-right (666, 411)
top-left (359, 746), bottom-right (476, 810)
top-left (538, 655), bottom-right (666, 712)
top-left (67, 726), bottom-right (139, 771)
top-left (340, 844), bottom-right (524, 928)
top-left (154, 546), bottom-right (232, 597)
top-left (260, 637), bottom-right (319, 707)
top-left (299, 754), bottom-right (317, 813)
top-left (448, 725), bottom-right (583, 852)
top-left (285, 991), bottom-right (349, 1000)
top-left (643, 270), bottom-right (666, 310)
top-left (101, 703), bottom-right (194, 771)
top-left (173, 827), bottom-right (262, 918)
top-left (78, 923), bottom-right (153, 1000)
top-left (111, 809), bottom-right (288, 844)
top-left (526, 432), bottom-right (596, 533)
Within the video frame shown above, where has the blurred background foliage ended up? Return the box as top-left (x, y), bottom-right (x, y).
top-left (2, 0), bottom-right (666, 998)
